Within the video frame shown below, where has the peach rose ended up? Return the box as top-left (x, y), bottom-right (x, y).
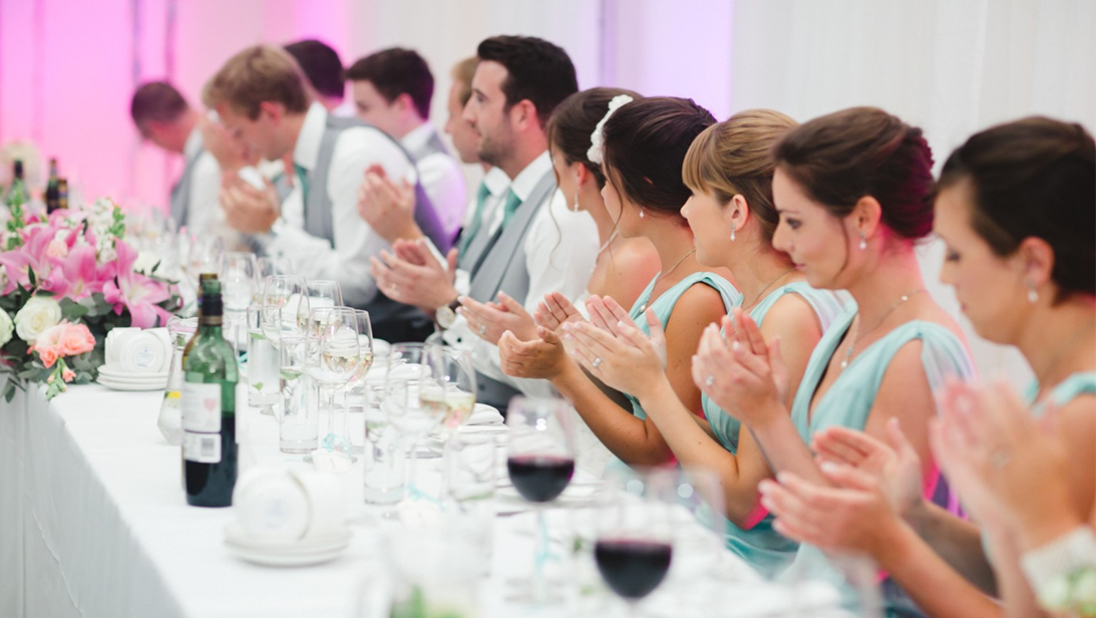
top-left (59, 323), bottom-right (96, 357)
top-left (62, 368), bottom-right (76, 382)
top-left (31, 323), bottom-right (66, 368)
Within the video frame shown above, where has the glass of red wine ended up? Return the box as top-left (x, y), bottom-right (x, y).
top-left (595, 468), bottom-right (674, 613)
top-left (505, 396), bottom-right (576, 604)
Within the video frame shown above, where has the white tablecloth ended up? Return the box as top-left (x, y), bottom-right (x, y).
top-left (2, 381), bottom-right (821, 618)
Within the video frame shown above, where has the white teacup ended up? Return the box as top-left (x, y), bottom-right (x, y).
top-left (293, 470), bottom-right (346, 540)
top-left (106, 327), bottom-right (170, 373)
top-left (232, 468), bottom-right (310, 544)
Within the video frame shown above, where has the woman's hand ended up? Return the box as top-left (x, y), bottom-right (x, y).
top-left (459, 292), bottom-right (537, 344)
top-left (534, 291), bottom-right (586, 332)
top-left (692, 308), bottom-right (788, 427)
top-left (561, 306), bottom-right (667, 399)
top-left (498, 327), bottom-right (573, 380)
top-left (760, 463), bottom-right (907, 558)
top-left (813, 417), bottom-right (926, 516)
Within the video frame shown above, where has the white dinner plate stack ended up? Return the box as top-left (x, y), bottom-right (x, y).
top-left (96, 366), bottom-right (169, 391)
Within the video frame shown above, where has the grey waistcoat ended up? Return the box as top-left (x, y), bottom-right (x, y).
top-left (458, 169), bottom-right (557, 408)
top-left (302, 115), bottom-right (451, 331)
top-left (169, 135), bottom-right (206, 228)
top-left (408, 129), bottom-right (449, 161)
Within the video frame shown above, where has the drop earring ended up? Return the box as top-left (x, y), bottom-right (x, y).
top-left (730, 220), bottom-right (736, 242)
top-left (572, 194), bottom-right (581, 213)
top-left (638, 208), bottom-right (645, 219)
top-left (1027, 280), bottom-right (1039, 304)
top-left (858, 233), bottom-right (867, 250)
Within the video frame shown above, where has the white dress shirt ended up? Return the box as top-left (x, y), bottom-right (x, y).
top-left (444, 151), bottom-right (599, 397)
top-left (401, 123), bottom-right (467, 238)
top-left (266, 103), bottom-right (416, 307)
top-left (182, 128), bottom-right (222, 238)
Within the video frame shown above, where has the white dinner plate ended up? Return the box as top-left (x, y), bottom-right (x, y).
top-left (224, 523), bottom-right (351, 567)
top-left (225, 543), bottom-right (348, 567)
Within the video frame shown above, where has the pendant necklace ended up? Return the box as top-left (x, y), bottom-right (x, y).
top-left (637, 248), bottom-right (697, 314)
top-left (840, 289), bottom-right (925, 371)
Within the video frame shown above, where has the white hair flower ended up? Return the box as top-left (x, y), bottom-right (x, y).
top-left (587, 95), bottom-right (635, 166)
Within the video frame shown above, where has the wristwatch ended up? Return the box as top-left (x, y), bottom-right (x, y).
top-left (434, 297), bottom-right (462, 329)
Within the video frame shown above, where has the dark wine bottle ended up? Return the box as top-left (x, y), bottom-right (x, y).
top-left (45, 159), bottom-right (60, 213)
top-left (182, 278), bottom-right (239, 507)
top-left (5, 159), bottom-right (27, 206)
top-left (56, 178), bottom-right (68, 210)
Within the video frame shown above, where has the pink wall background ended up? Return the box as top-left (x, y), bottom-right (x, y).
top-left (0, 0), bottom-right (737, 212)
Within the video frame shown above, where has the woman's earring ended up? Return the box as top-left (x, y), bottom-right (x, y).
top-left (730, 220), bottom-right (736, 242)
top-left (858, 233), bottom-right (867, 250)
top-left (638, 208), bottom-right (645, 219)
top-left (1027, 280), bottom-right (1039, 304)
top-left (572, 194), bottom-right (581, 213)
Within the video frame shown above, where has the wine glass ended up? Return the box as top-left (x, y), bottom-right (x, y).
top-left (341, 309), bottom-right (375, 455)
top-left (253, 257), bottom-right (283, 305)
top-left (305, 307), bottom-right (360, 457)
top-left (426, 348), bottom-right (477, 434)
top-left (299, 279), bottom-right (343, 332)
top-left (383, 343), bottom-right (446, 505)
top-left (594, 468), bottom-right (675, 614)
top-left (505, 396), bottom-right (576, 604)
top-left (182, 233), bottom-right (224, 309)
top-left (261, 275), bottom-right (307, 345)
top-left (220, 252), bottom-right (257, 356)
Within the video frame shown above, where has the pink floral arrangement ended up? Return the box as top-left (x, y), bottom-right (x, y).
top-left (0, 196), bottom-right (181, 401)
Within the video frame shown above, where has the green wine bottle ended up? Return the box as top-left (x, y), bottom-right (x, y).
top-left (182, 278), bottom-right (239, 507)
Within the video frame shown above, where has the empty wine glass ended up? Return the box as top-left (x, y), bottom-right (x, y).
top-left (340, 309), bottom-right (375, 455)
top-left (299, 279), bottom-right (343, 332)
top-left (261, 275), bottom-right (307, 345)
top-left (253, 257), bottom-right (284, 305)
top-left (506, 397), bottom-right (576, 604)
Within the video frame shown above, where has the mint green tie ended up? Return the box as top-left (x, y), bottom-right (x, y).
top-left (501, 189), bottom-right (522, 229)
top-left (458, 180), bottom-right (492, 257)
top-left (294, 163), bottom-right (310, 207)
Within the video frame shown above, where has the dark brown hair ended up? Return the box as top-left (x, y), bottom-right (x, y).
top-left (284, 39), bottom-right (344, 99)
top-left (938, 116), bottom-right (1096, 301)
top-left (602, 97), bottom-right (716, 215)
top-left (346, 48), bottom-right (434, 119)
top-left (131, 81), bottom-right (189, 127)
top-left (546, 88), bottom-right (642, 189)
top-left (476, 36), bottom-right (578, 128)
top-left (682, 109), bottom-right (797, 242)
top-left (773, 106), bottom-right (935, 239)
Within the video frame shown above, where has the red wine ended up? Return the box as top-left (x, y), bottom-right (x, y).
top-left (595, 539), bottom-right (672, 599)
top-left (506, 455), bottom-right (574, 502)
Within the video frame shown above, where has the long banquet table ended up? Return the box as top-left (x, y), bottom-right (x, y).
top-left (1, 381), bottom-right (805, 618)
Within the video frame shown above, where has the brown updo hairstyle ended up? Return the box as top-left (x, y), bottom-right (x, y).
top-left (682, 109), bottom-right (797, 242)
top-left (937, 117), bottom-right (1096, 302)
top-left (546, 87), bottom-right (643, 189)
top-left (772, 106), bottom-right (935, 240)
top-left (602, 97), bottom-right (717, 216)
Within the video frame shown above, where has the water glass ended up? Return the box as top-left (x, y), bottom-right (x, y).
top-left (279, 336), bottom-right (318, 454)
top-left (363, 384), bottom-right (405, 505)
top-left (158, 316), bottom-right (197, 445)
top-left (445, 432), bottom-right (497, 503)
top-left (246, 305), bottom-right (280, 413)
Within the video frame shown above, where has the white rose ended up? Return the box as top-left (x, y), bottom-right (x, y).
top-left (14, 296), bottom-right (62, 343)
top-left (0, 307), bottom-right (13, 347)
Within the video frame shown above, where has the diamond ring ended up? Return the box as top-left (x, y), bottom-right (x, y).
top-left (592, 356), bottom-right (603, 369)
top-left (990, 449), bottom-right (1011, 469)
top-left (479, 324), bottom-right (487, 335)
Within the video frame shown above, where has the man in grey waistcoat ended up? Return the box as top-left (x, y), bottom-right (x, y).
top-left (371, 36), bottom-right (599, 410)
top-left (346, 48), bottom-right (467, 241)
top-left (205, 45), bottom-right (450, 342)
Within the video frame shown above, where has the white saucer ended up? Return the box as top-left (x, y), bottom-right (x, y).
top-left (97, 366), bottom-right (168, 380)
top-left (96, 376), bottom-right (167, 391)
top-left (224, 523), bottom-right (351, 567)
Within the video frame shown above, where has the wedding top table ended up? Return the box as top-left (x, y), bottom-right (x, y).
top-left (1, 381), bottom-right (847, 618)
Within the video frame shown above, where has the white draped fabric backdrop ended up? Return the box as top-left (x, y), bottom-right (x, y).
top-left (1, 0), bottom-right (1093, 380)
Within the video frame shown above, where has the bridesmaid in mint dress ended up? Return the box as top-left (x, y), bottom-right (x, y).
top-left (755, 117), bottom-right (1096, 618)
top-left (499, 97), bottom-right (731, 468)
top-left (565, 111), bottom-right (844, 578)
top-left (692, 107), bottom-right (974, 617)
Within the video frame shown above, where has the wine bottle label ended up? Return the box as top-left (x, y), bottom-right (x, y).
top-left (184, 432), bottom-right (221, 464)
top-left (182, 382), bottom-right (222, 433)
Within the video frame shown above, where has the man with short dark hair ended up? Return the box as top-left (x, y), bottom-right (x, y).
top-left (284, 39), bottom-right (345, 112)
top-left (347, 48), bottom-right (466, 238)
top-left (131, 81), bottom-right (236, 237)
top-left (205, 45), bottom-right (449, 341)
top-left (371, 36), bottom-right (599, 407)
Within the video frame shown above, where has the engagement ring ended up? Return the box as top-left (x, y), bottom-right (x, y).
top-left (592, 356), bottom-right (603, 369)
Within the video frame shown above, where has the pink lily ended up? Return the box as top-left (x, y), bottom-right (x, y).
top-left (101, 240), bottom-right (173, 328)
top-left (42, 244), bottom-right (110, 301)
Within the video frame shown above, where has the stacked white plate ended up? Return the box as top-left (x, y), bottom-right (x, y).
top-left (96, 365), bottom-right (168, 391)
top-left (223, 522), bottom-right (352, 567)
